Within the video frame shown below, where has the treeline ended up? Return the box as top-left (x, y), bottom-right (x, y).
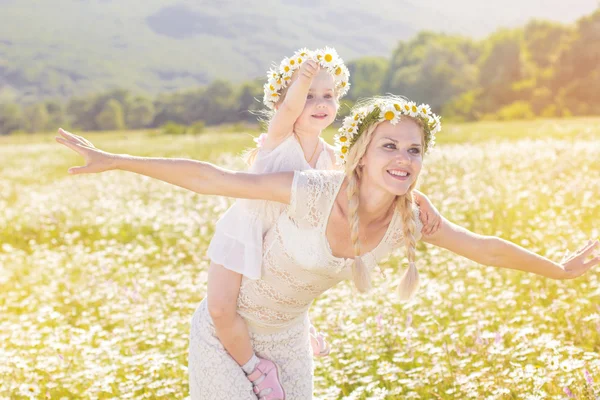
top-left (0, 9), bottom-right (598, 135)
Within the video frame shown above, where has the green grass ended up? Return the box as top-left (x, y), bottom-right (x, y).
top-left (1, 118), bottom-right (599, 399)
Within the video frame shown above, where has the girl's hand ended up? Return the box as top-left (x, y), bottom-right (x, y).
top-left (560, 239), bottom-right (600, 279)
top-left (298, 60), bottom-right (319, 82)
top-left (414, 193), bottom-right (442, 236)
top-left (55, 128), bottom-right (117, 175)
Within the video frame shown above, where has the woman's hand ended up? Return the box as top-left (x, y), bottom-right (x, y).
top-left (560, 239), bottom-right (600, 279)
top-left (55, 128), bottom-right (117, 175)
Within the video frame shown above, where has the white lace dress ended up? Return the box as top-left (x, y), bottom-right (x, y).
top-left (207, 135), bottom-right (334, 279)
top-left (189, 170), bottom-right (423, 399)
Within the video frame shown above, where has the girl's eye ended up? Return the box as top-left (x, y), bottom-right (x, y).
top-left (409, 148), bottom-right (421, 154)
top-left (324, 94), bottom-right (333, 99)
top-left (307, 94), bottom-right (313, 99)
top-left (383, 143), bottom-right (396, 149)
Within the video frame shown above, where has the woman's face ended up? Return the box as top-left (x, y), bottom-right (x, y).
top-left (360, 119), bottom-right (424, 196)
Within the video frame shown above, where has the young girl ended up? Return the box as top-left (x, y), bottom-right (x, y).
top-left (55, 95), bottom-right (598, 399)
top-left (203, 48), bottom-right (441, 398)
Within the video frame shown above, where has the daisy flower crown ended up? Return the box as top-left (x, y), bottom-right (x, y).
top-left (263, 47), bottom-right (350, 110)
top-left (334, 97), bottom-right (442, 165)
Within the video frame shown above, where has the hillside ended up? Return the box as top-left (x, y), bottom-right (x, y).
top-left (0, 0), bottom-right (597, 103)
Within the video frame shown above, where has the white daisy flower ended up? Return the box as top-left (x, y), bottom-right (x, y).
top-left (418, 103), bottom-right (432, 117)
top-left (295, 47), bottom-right (311, 58)
top-left (266, 78), bottom-right (282, 92)
top-left (381, 105), bottom-right (401, 124)
top-left (19, 383), bottom-right (40, 397)
top-left (279, 57), bottom-right (294, 77)
top-left (407, 101), bottom-right (419, 117)
top-left (267, 67), bottom-right (279, 80)
top-left (334, 133), bottom-right (351, 146)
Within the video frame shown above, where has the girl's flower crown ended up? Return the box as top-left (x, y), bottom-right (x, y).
top-left (334, 97), bottom-right (442, 165)
top-left (263, 47), bottom-right (350, 110)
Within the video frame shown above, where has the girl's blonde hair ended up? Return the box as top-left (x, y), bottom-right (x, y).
top-left (343, 97), bottom-right (426, 301)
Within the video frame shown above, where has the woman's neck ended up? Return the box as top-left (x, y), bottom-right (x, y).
top-left (357, 177), bottom-right (396, 224)
top-left (339, 177), bottom-right (396, 225)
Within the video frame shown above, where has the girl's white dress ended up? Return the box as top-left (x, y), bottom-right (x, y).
top-left (207, 134), bottom-right (334, 280)
top-left (189, 169), bottom-right (423, 399)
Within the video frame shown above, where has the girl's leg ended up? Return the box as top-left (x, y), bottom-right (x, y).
top-left (207, 262), bottom-right (286, 399)
top-left (207, 262), bottom-right (253, 365)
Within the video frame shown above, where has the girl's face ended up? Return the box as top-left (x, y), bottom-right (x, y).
top-left (295, 69), bottom-right (338, 131)
top-left (360, 119), bottom-right (424, 196)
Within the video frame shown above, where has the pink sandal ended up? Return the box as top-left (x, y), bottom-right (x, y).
top-left (246, 357), bottom-right (286, 400)
top-left (310, 325), bottom-right (331, 357)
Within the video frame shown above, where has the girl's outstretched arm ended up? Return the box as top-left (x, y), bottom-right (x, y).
top-left (265, 60), bottom-right (319, 149)
top-left (422, 216), bottom-right (599, 280)
top-left (55, 128), bottom-right (293, 204)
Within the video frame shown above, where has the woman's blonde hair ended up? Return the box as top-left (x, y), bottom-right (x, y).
top-left (343, 96), bottom-right (427, 301)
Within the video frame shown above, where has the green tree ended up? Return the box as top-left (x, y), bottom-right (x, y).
top-left (346, 57), bottom-right (388, 101)
top-left (382, 32), bottom-right (480, 111)
top-left (95, 99), bottom-right (125, 130)
top-left (126, 96), bottom-right (155, 129)
top-left (0, 103), bottom-right (24, 135)
top-left (25, 103), bottom-right (50, 133)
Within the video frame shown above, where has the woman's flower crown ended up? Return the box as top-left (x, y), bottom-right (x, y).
top-left (334, 97), bottom-right (442, 165)
top-left (263, 47), bottom-right (350, 110)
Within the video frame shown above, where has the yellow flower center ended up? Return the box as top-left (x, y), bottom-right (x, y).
top-left (353, 114), bottom-right (360, 120)
top-left (289, 59), bottom-right (295, 66)
top-left (317, 54), bottom-right (322, 60)
top-left (404, 105), bottom-right (410, 111)
top-left (271, 93), bottom-right (279, 97)
top-left (421, 107), bottom-right (428, 113)
top-left (347, 128), bottom-right (353, 133)
top-left (298, 58), bottom-right (303, 63)
top-left (411, 105), bottom-right (418, 112)
top-left (394, 104), bottom-right (402, 111)
top-left (339, 136), bottom-right (348, 142)
top-left (341, 81), bottom-right (346, 87)
top-left (384, 111), bottom-right (395, 120)
top-left (324, 54), bottom-right (333, 62)
top-left (341, 146), bottom-right (348, 154)
top-left (284, 66), bottom-right (290, 72)
top-left (335, 67), bottom-right (342, 75)
top-left (269, 85), bottom-right (275, 91)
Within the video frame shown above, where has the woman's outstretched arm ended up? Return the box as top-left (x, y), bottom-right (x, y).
top-left (421, 216), bottom-right (599, 280)
top-left (55, 128), bottom-right (293, 203)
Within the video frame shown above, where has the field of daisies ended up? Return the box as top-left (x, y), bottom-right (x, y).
top-left (1, 118), bottom-right (599, 399)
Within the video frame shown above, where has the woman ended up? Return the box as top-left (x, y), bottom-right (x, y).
top-left (55, 96), bottom-right (598, 399)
